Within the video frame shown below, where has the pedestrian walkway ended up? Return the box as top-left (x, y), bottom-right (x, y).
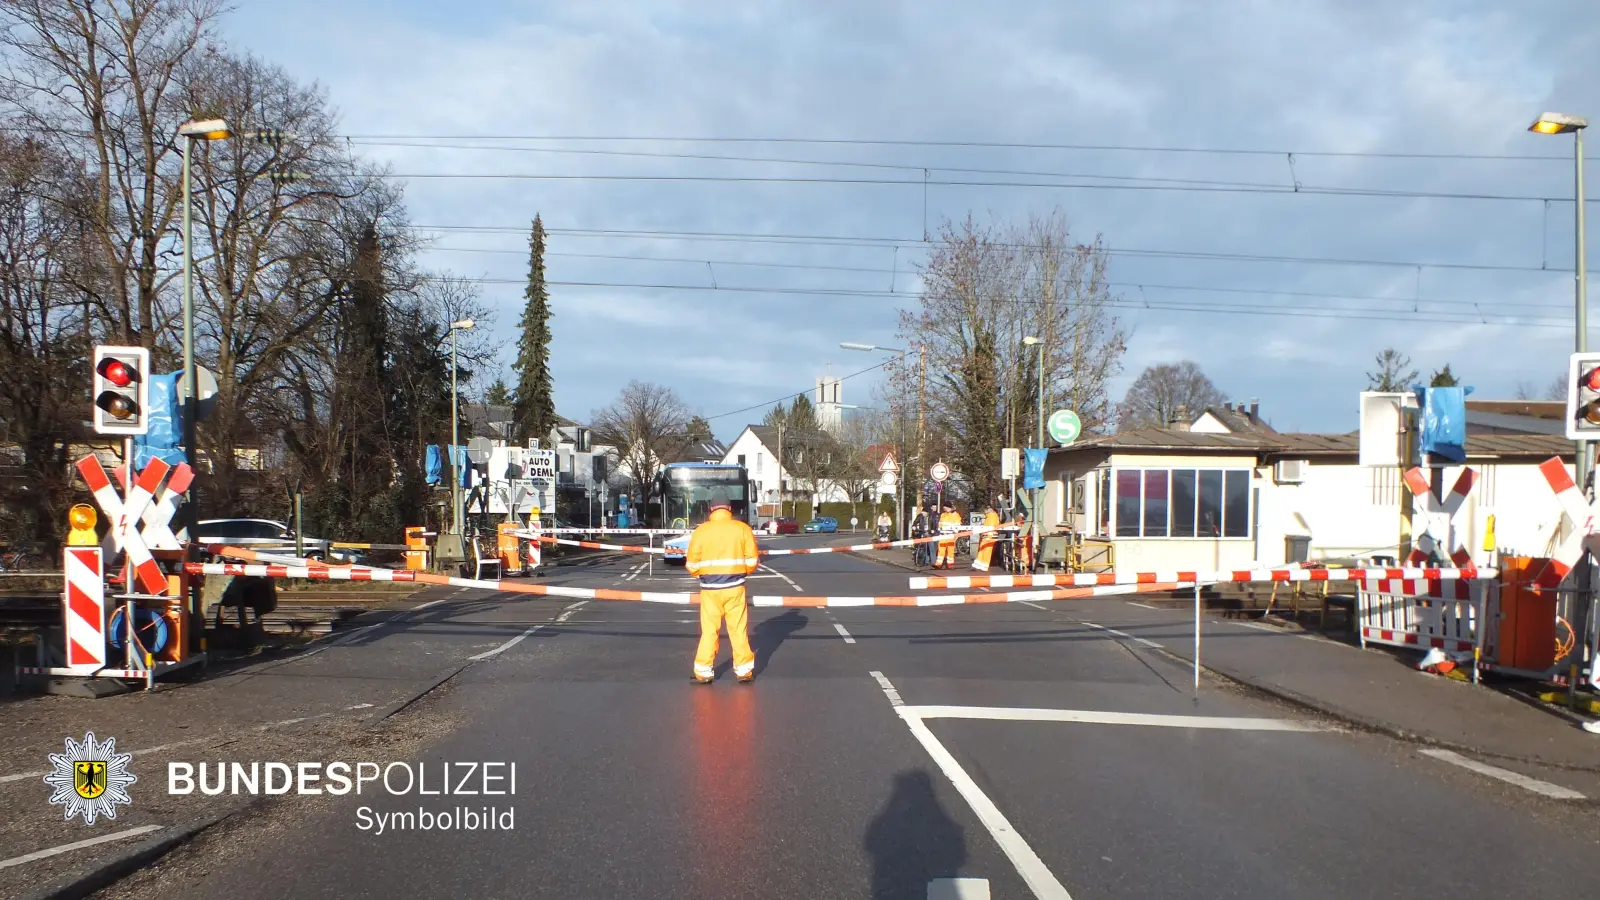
top-left (1073, 599), bottom-right (1600, 771)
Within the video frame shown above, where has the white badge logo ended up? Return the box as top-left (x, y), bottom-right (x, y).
top-left (44, 732), bottom-right (136, 825)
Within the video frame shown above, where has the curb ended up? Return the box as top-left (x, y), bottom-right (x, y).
top-left (368, 660), bottom-right (475, 725)
top-left (20, 799), bottom-right (262, 900)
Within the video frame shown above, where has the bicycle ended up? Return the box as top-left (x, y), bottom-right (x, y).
top-left (0, 542), bottom-right (44, 573)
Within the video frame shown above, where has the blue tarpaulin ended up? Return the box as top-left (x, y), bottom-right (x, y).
top-left (1414, 385), bottom-right (1473, 463)
top-left (133, 372), bottom-right (185, 469)
top-left (1022, 448), bottom-right (1048, 490)
top-left (425, 445), bottom-right (443, 485)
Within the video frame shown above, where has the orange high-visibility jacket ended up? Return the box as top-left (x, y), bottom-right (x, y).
top-left (686, 508), bottom-right (760, 589)
top-left (939, 511), bottom-right (962, 532)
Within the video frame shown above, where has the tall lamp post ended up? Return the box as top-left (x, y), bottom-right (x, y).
top-left (1531, 110), bottom-right (1590, 706)
top-left (841, 341), bottom-right (925, 538)
top-left (1023, 336), bottom-right (1045, 565)
top-left (176, 119), bottom-right (232, 479)
top-left (448, 318), bottom-right (476, 535)
top-left (1530, 111), bottom-right (1591, 485)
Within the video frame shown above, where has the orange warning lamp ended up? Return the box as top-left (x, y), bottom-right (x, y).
top-left (67, 503), bottom-right (98, 546)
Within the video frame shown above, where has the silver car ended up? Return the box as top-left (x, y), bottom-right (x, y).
top-left (194, 518), bottom-right (367, 564)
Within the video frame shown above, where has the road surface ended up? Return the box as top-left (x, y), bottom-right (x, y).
top-left (78, 535), bottom-right (1600, 898)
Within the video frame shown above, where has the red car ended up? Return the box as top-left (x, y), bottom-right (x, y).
top-left (764, 517), bottom-right (799, 535)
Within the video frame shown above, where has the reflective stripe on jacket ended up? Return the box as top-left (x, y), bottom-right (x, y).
top-left (686, 508), bottom-right (760, 589)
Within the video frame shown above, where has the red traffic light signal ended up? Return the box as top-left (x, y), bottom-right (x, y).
top-left (96, 356), bottom-right (134, 387)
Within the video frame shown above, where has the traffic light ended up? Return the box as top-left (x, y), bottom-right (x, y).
top-left (92, 345), bottom-right (149, 435)
top-left (1566, 351), bottom-right (1600, 440)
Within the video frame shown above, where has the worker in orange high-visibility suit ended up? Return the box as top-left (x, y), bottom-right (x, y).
top-left (686, 494), bottom-right (761, 683)
top-left (972, 506), bottom-right (1001, 571)
top-left (1013, 511), bottom-right (1034, 572)
top-left (935, 503), bottom-right (962, 569)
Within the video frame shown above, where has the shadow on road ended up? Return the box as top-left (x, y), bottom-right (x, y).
top-left (864, 769), bottom-right (967, 899)
top-left (749, 609), bottom-right (807, 676)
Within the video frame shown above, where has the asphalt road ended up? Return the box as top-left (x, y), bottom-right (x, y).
top-left (99, 534), bottom-right (1599, 899)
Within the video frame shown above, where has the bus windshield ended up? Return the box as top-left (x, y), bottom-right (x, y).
top-left (655, 465), bottom-right (750, 529)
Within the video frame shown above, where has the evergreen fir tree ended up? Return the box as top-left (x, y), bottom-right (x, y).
top-left (513, 215), bottom-right (557, 444)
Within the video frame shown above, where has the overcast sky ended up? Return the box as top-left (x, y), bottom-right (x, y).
top-left (225, 0), bottom-right (1598, 439)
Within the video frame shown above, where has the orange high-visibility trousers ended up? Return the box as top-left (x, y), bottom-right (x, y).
top-left (973, 533), bottom-right (996, 571)
top-left (936, 534), bottom-right (957, 568)
top-left (695, 585), bottom-right (754, 679)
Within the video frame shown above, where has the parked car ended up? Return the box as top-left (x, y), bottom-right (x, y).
top-left (802, 516), bottom-right (838, 534)
top-left (195, 518), bottom-right (367, 565)
top-left (765, 517), bottom-right (799, 535)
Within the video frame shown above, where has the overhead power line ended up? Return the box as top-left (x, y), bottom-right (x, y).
top-left (702, 355), bottom-right (898, 423)
top-left (341, 133), bottom-right (1598, 163)
top-left (415, 224), bottom-right (1580, 275)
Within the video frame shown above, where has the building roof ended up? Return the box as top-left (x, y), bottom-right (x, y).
top-left (1194, 404), bottom-right (1276, 434)
top-left (1464, 410), bottom-right (1564, 436)
top-left (1467, 399), bottom-right (1562, 420)
top-left (1056, 428), bottom-right (1570, 460)
top-left (662, 438), bottom-right (727, 464)
top-left (465, 403), bottom-right (514, 440)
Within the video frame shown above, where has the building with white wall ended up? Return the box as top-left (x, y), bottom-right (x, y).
top-left (721, 425), bottom-right (850, 516)
top-left (1041, 428), bottom-right (1571, 572)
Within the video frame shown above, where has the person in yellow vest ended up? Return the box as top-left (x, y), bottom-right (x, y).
top-left (685, 492), bottom-right (761, 683)
top-left (935, 503), bottom-right (962, 569)
top-left (972, 505), bottom-right (1001, 571)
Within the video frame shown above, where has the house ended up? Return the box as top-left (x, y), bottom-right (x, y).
top-left (1040, 419), bottom-right (1572, 573)
top-left (721, 425), bottom-right (850, 514)
top-left (1189, 400), bottom-right (1274, 435)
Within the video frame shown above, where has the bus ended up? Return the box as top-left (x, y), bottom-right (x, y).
top-left (646, 462), bottom-right (755, 564)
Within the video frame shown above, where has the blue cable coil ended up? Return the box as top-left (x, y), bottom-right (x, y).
top-left (107, 607), bottom-right (170, 654)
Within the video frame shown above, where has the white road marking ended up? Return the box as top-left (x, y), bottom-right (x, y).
top-left (869, 670), bottom-right (904, 707)
top-left (1234, 621), bottom-right (1279, 633)
top-left (1419, 749), bottom-right (1586, 799)
top-left (761, 563), bottom-right (802, 592)
top-left (469, 601), bottom-right (586, 660)
top-left (897, 710), bottom-right (1074, 900)
top-left (928, 877), bottom-right (991, 899)
top-left (0, 825), bottom-right (164, 869)
top-left (1127, 602), bottom-right (1159, 610)
top-left (833, 623), bottom-right (856, 644)
top-left (903, 705), bottom-right (1325, 732)
top-left (1134, 637), bottom-right (1164, 649)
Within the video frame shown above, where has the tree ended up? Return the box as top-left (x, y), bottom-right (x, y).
top-left (1116, 361), bottom-right (1226, 431)
top-left (512, 215), bottom-right (555, 444)
top-left (684, 415), bottom-right (713, 444)
top-left (1429, 364), bottom-right (1459, 387)
top-left (590, 380), bottom-right (690, 488)
top-left (1367, 348), bottom-right (1419, 392)
top-left (0, 0), bottom-right (226, 349)
top-left (788, 394), bottom-right (818, 433)
top-left (483, 379), bottom-right (512, 407)
top-left (899, 211), bottom-right (1126, 506)
top-left (1514, 373), bottom-right (1568, 401)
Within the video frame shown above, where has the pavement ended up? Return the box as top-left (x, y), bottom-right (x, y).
top-left (1, 533), bottom-right (1598, 898)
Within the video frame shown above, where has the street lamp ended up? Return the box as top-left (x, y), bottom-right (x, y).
top-left (841, 341), bottom-right (925, 539)
top-left (448, 318), bottom-right (476, 535)
top-left (1023, 336), bottom-right (1044, 567)
top-left (177, 119), bottom-right (232, 478)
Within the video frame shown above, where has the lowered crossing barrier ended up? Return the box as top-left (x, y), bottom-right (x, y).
top-left (522, 527), bottom-right (996, 556)
top-left (911, 566), bottom-right (1494, 591)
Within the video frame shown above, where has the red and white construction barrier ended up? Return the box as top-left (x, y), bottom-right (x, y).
top-left (541, 527), bottom-right (688, 536)
top-left (188, 552), bottom-right (1188, 608)
top-left (910, 566), bottom-right (1493, 591)
top-left (62, 547), bottom-right (106, 671)
top-left (1357, 577), bottom-right (1483, 654)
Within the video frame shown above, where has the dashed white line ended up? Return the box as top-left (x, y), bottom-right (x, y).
top-left (0, 825), bottom-right (164, 870)
top-left (1419, 748), bottom-right (1586, 799)
top-left (469, 601), bottom-right (586, 660)
top-left (869, 670), bottom-right (904, 707)
top-left (1234, 621), bottom-right (1279, 633)
top-left (928, 876), bottom-right (992, 899)
top-left (833, 623), bottom-right (857, 644)
top-left (1127, 602), bottom-right (1158, 610)
top-left (761, 563), bottom-right (802, 592)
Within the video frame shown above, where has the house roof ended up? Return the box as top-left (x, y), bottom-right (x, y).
top-left (1467, 400), bottom-right (1562, 420)
top-left (1465, 410), bottom-right (1564, 436)
top-left (1195, 405), bottom-right (1276, 433)
top-left (662, 438), bottom-right (727, 464)
top-left (1056, 428), bottom-right (1570, 459)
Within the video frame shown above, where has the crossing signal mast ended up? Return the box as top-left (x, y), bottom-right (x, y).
top-left (92, 345), bottom-right (150, 436)
top-left (1566, 352), bottom-right (1600, 441)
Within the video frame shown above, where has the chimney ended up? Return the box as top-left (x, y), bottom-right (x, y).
top-left (1248, 398), bottom-right (1259, 419)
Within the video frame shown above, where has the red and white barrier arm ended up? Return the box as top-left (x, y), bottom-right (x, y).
top-left (519, 528), bottom-right (1001, 556)
top-left (910, 566), bottom-right (1495, 590)
top-left (186, 558), bottom-right (1188, 607)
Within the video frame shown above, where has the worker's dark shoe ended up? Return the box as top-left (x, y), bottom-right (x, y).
top-left (737, 672), bottom-right (755, 684)
top-left (691, 674), bottom-right (713, 684)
